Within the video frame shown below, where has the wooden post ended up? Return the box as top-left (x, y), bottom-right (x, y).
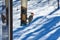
top-left (21, 0), bottom-right (27, 26)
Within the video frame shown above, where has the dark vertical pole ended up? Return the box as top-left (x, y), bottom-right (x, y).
top-left (57, 0), bottom-right (59, 9)
top-left (21, 0), bottom-right (27, 26)
top-left (8, 0), bottom-right (13, 40)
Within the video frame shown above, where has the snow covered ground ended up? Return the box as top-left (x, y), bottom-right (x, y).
top-left (0, 0), bottom-right (60, 40)
top-left (13, 0), bottom-right (60, 40)
top-left (13, 0), bottom-right (60, 30)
